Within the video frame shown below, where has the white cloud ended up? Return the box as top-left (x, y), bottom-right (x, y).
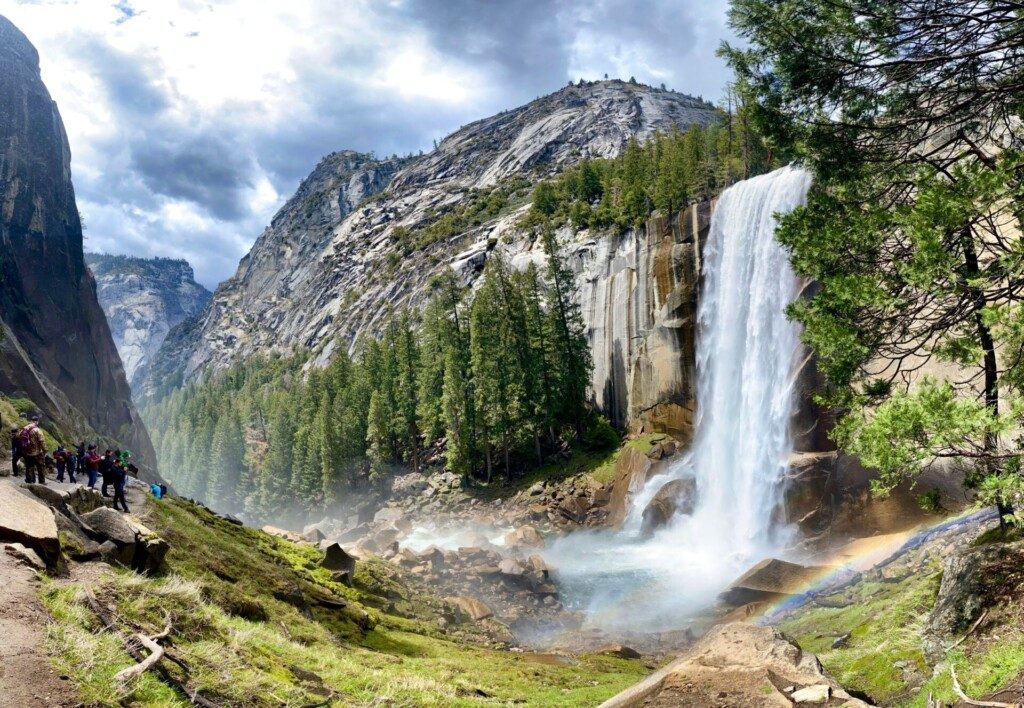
top-left (0, 0), bottom-right (734, 289)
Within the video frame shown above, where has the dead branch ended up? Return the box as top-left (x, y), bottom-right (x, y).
top-left (83, 586), bottom-right (221, 708)
top-left (114, 627), bottom-right (168, 684)
top-left (950, 664), bottom-right (1022, 708)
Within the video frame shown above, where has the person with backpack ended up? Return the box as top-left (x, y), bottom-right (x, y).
top-left (9, 426), bottom-right (21, 478)
top-left (19, 414), bottom-right (47, 484)
top-left (75, 441), bottom-right (86, 472)
top-left (84, 444), bottom-right (102, 489)
top-left (110, 457), bottom-right (130, 513)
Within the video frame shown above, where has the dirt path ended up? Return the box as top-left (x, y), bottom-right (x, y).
top-left (0, 548), bottom-right (78, 707)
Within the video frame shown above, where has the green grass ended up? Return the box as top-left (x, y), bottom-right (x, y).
top-left (41, 495), bottom-right (649, 706)
top-left (779, 566), bottom-right (942, 704)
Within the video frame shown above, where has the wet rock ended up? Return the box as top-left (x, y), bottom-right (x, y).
top-left (499, 558), bottom-right (526, 577)
top-left (639, 477), bottom-right (696, 536)
top-left (374, 507), bottom-right (404, 524)
top-left (607, 447), bottom-right (655, 528)
top-left (504, 526), bottom-right (543, 548)
top-left (719, 558), bottom-right (830, 606)
top-left (558, 496), bottom-right (589, 524)
top-left (0, 483), bottom-right (60, 565)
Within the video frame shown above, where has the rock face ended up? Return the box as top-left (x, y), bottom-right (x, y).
top-left (607, 447), bottom-right (659, 528)
top-left (143, 81), bottom-right (719, 437)
top-left (921, 540), bottom-right (1024, 661)
top-left (0, 17), bottom-right (156, 476)
top-left (600, 623), bottom-right (869, 707)
top-left (85, 254), bottom-right (210, 390)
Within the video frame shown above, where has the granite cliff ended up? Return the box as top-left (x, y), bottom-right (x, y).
top-left (85, 254), bottom-right (210, 391)
top-left (0, 16), bottom-right (156, 474)
top-left (145, 80), bottom-right (720, 438)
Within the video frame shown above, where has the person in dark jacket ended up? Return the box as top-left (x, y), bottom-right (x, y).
top-left (54, 445), bottom-right (69, 482)
top-left (100, 449), bottom-right (115, 497)
top-left (110, 458), bottom-right (130, 513)
top-left (10, 426), bottom-right (21, 478)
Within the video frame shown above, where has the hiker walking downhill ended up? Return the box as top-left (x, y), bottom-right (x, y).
top-left (84, 444), bottom-right (101, 489)
top-left (110, 456), bottom-right (130, 513)
top-left (9, 426), bottom-right (21, 478)
top-left (18, 414), bottom-right (47, 485)
top-left (100, 449), bottom-right (115, 497)
top-left (54, 446), bottom-right (74, 485)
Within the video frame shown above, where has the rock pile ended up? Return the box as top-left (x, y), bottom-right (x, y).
top-left (0, 478), bottom-right (170, 575)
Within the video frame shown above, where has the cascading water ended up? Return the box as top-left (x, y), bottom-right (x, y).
top-left (542, 165), bottom-right (813, 636)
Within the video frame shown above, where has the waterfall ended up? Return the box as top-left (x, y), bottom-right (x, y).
top-left (543, 166), bottom-right (812, 635)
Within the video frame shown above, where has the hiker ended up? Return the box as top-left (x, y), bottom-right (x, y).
top-left (84, 444), bottom-right (101, 489)
top-left (110, 456), bottom-right (129, 513)
top-left (9, 426), bottom-right (21, 478)
top-left (54, 445), bottom-right (69, 482)
top-left (100, 449), bottom-right (115, 497)
top-left (18, 414), bottom-right (47, 485)
top-left (150, 483), bottom-right (163, 499)
top-left (74, 440), bottom-right (85, 479)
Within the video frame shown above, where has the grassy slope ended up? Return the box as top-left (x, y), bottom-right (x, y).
top-left (42, 496), bottom-right (649, 707)
top-left (778, 535), bottom-right (1024, 706)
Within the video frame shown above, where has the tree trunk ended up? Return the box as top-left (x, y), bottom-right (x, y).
top-left (961, 226), bottom-right (1008, 517)
top-left (534, 430), bottom-right (543, 466)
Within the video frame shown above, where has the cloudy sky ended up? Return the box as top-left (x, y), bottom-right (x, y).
top-left (1, 0), bottom-right (733, 288)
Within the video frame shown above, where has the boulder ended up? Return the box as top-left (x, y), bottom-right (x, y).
top-left (137, 537), bottom-right (169, 575)
top-left (81, 507), bottom-right (137, 545)
top-left (374, 507), bottom-right (404, 524)
top-left (607, 447), bottom-right (655, 528)
top-left (595, 643), bottom-right (641, 659)
top-left (218, 512), bottom-right (244, 526)
top-left (98, 539), bottom-right (134, 567)
top-left (499, 558), bottom-right (526, 577)
top-left (639, 477), bottom-right (696, 536)
top-left (599, 623), bottom-right (868, 707)
top-left (558, 496), bottom-right (589, 524)
top-left (503, 526), bottom-right (543, 548)
top-left (719, 558), bottom-right (830, 606)
top-left (0, 482), bottom-right (60, 564)
top-left (54, 511), bottom-right (100, 560)
top-left (321, 543), bottom-right (357, 585)
top-left (791, 684), bottom-right (831, 704)
top-left (262, 525), bottom-right (304, 543)
top-left (303, 528), bottom-right (326, 544)
top-left (446, 596), bottom-right (493, 621)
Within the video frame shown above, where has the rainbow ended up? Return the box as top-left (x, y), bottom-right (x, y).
top-left (759, 508), bottom-right (998, 624)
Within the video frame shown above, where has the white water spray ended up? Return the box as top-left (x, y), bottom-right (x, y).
top-left (543, 166), bottom-right (813, 635)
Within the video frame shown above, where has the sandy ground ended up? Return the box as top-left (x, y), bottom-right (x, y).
top-left (0, 478), bottom-right (79, 707)
top-left (0, 462), bottom-right (153, 707)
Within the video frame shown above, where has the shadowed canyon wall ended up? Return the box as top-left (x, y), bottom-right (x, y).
top-left (0, 16), bottom-right (156, 476)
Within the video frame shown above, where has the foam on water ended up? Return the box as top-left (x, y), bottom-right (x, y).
top-left (544, 166), bottom-right (813, 633)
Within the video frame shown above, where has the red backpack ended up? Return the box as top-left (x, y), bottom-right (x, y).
top-left (18, 424), bottom-right (42, 457)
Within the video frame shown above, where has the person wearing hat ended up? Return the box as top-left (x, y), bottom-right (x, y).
top-left (18, 414), bottom-right (47, 485)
